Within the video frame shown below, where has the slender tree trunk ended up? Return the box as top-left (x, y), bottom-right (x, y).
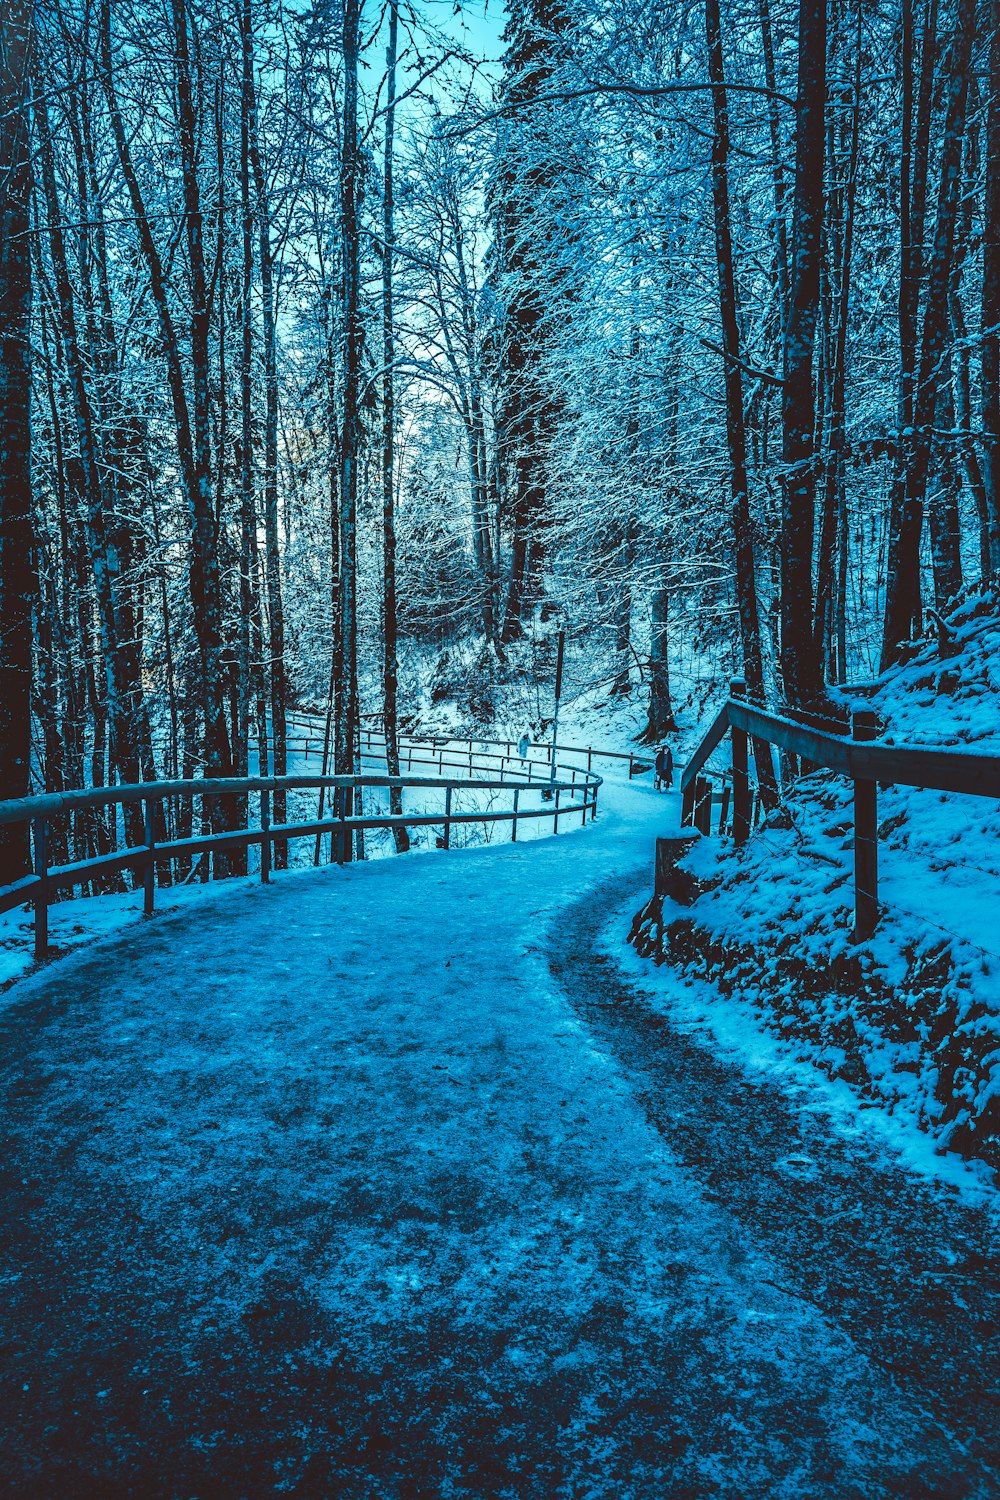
top-left (815, 0), bottom-right (862, 681)
top-left (170, 0), bottom-right (232, 795)
top-left (35, 90), bottom-right (147, 833)
top-left (381, 0), bottom-right (409, 853)
top-left (704, 0), bottom-right (778, 799)
top-left (882, 0), bottom-right (975, 664)
top-left (101, 0), bottom-right (231, 791)
top-left (246, 14), bottom-right (288, 861)
top-left (758, 0), bottom-right (788, 311)
top-left (642, 578), bottom-right (677, 741)
top-left (337, 0), bottom-right (363, 858)
top-left (983, 0), bottom-right (1000, 575)
top-left (0, 0), bottom-right (34, 881)
top-left (780, 0), bottom-right (827, 708)
top-left (928, 373), bottom-right (963, 613)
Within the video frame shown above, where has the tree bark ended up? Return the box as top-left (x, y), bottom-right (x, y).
top-left (882, 0), bottom-right (975, 664)
top-left (382, 0), bottom-right (409, 852)
top-left (0, 0), bottom-right (34, 881)
top-left (983, 0), bottom-right (1000, 576)
top-left (337, 0), bottom-right (363, 857)
top-left (704, 0), bottom-right (778, 799)
top-left (780, 0), bottom-right (827, 708)
top-left (100, 0), bottom-right (231, 789)
top-left (246, 15), bottom-right (288, 860)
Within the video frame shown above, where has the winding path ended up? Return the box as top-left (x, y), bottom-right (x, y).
top-left (0, 779), bottom-right (997, 1498)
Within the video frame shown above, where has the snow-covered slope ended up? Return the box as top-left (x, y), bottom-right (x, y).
top-left (639, 597), bottom-right (1000, 1173)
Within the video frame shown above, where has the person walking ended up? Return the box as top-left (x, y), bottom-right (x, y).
top-left (517, 731), bottom-right (530, 761)
top-left (654, 744), bottom-right (673, 791)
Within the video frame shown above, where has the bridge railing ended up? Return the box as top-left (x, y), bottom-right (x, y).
top-left (680, 677), bottom-right (1000, 940)
top-left (0, 751), bottom-right (602, 962)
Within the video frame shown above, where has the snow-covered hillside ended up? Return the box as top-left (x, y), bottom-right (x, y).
top-left (635, 598), bottom-right (1000, 1174)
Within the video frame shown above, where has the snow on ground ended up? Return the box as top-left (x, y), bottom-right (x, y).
top-left (0, 736), bottom-right (597, 991)
top-left (654, 599), bottom-right (1000, 1170)
top-left (2, 774), bottom-right (999, 1496)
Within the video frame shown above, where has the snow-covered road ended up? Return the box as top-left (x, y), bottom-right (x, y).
top-left (1, 779), bottom-right (997, 1497)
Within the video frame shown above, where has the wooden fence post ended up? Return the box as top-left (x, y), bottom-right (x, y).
top-left (852, 709), bottom-right (879, 940)
top-left (260, 788), bottom-right (271, 883)
top-left (337, 787), bottom-right (348, 865)
top-left (681, 780), bottom-right (695, 827)
top-left (443, 785), bottom-right (452, 850)
top-left (718, 784), bottom-right (731, 837)
top-left (730, 677), bottom-right (750, 845)
top-left (697, 777), bottom-right (714, 834)
top-left (553, 787), bottom-right (561, 833)
top-left (143, 798), bottom-right (156, 917)
top-left (32, 816), bottom-right (48, 960)
top-left (512, 787), bottom-right (520, 842)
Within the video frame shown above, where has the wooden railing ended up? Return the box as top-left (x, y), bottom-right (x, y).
top-left (281, 714), bottom-right (652, 780)
top-left (680, 677), bottom-right (1000, 939)
top-left (0, 747), bottom-right (601, 962)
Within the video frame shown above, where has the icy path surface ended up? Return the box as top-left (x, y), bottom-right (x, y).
top-left (1, 781), bottom-right (998, 1498)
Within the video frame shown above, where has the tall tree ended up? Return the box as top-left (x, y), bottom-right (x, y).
top-left (382, 0), bottom-right (408, 852)
top-left (983, 0), bottom-right (1000, 576)
top-left (0, 0), bottom-right (34, 881)
top-left (780, 0), bottom-right (827, 707)
top-left (492, 0), bottom-right (572, 642)
top-left (882, 0), bottom-right (976, 664)
top-left (246, 6), bottom-right (289, 861)
top-left (336, 0), bottom-right (362, 827)
top-left (99, 0), bottom-right (232, 783)
top-left (704, 0), bottom-right (778, 795)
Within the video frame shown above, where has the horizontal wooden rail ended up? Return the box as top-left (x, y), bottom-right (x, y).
top-left (290, 715), bottom-right (652, 779)
top-left (0, 743), bottom-right (603, 962)
top-left (679, 677), bottom-right (1000, 941)
top-left (0, 769), bottom-right (592, 828)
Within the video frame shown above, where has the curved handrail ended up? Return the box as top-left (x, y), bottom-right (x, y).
top-left (0, 768), bottom-right (590, 827)
top-left (677, 680), bottom-right (1000, 940)
top-left (283, 712), bottom-right (653, 779)
top-left (681, 693), bottom-right (1000, 801)
top-left (0, 739), bottom-right (606, 961)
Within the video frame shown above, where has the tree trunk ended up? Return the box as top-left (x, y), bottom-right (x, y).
top-left (983, 0), bottom-right (1000, 576)
top-left (704, 0), bottom-right (778, 800)
top-left (35, 91), bottom-right (145, 826)
top-left (780, 0), bottom-right (827, 708)
top-left (246, 15), bottom-right (288, 861)
top-left (381, 1), bottom-right (409, 852)
top-left (0, 0), bottom-right (34, 882)
top-left (337, 0), bottom-right (363, 858)
top-left (642, 579), bottom-right (677, 741)
top-left (928, 370), bottom-right (963, 613)
top-left (882, 0), bottom-right (975, 664)
top-left (170, 0), bottom-right (232, 789)
top-left (814, 0), bottom-right (862, 683)
top-left (101, 0), bottom-right (231, 795)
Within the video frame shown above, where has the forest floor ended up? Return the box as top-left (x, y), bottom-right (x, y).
top-left (1, 776), bottom-right (999, 1498)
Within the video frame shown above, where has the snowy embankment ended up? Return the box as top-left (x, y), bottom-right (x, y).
top-left (3, 774), bottom-right (999, 1496)
top-left (634, 596), bottom-right (1000, 1174)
